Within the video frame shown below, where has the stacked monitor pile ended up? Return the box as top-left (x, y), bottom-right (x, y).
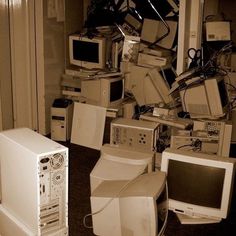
top-left (62, 3), bottom-right (236, 236)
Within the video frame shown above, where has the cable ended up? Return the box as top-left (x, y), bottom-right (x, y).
top-left (83, 172), bottom-right (169, 235)
top-left (158, 181), bottom-right (169, 236)
top-left (225, 82), bottom-right (236, 91)
top-left (202, 41), bottom-right (232, 76)
top-left (83, 174), bottom-right (147, 229)
top-left (146, 0), bottom-right (170, 48)
top-left (178, 74), bottom-right (207, 114)
top-left (177, 144), bottom-right (194, 150)
top-left (177, 139), bottom-right (202, 151)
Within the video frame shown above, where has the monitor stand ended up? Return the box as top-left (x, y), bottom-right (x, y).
top-left (176, 213), bottom-right (221, 224)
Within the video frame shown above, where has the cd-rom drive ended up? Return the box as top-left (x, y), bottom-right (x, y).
top-left (110, 118), bottom-right (159, 152)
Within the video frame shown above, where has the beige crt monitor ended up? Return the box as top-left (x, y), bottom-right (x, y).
top-left (91, 171), bottom-right (167, 236)
top-left (128, 64), bottom-right (175, 106)
top-left (90, 144), bottom-right (154, 193)
top-left (141, 18), bottom-right (178, 49)
top-left (180, 76), bottom-right (229, 119)
top-left (81, 75), bottom-right (124, 108)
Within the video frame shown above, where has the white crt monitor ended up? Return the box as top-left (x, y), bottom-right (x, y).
top-left (127, 64), bottom-right (176, 106)
top-left (81, 76), bottom-right (124, 108)
top-left (90, 144), bottom-right (154, 192)
top-left (69, 35), bottom-right (106, 69)
top-left (180, 76), bottom-right (229, 119)
top-left (161, 148), bottom-right (235, 224)
top-left (90, 171), bottom-right (167, 236)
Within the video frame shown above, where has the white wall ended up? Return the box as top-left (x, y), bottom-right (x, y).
top-left (8, 0), bottom-right (38, 130)
top-left (36, 0), bottom-right (84, 135)
top-left (0, 0), bottom-right (14, 131)
top-left (177, 0), bottom-right (204, 74)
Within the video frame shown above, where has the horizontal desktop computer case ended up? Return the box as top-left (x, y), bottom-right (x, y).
top-left (0, 128), bottom-right (68, 236)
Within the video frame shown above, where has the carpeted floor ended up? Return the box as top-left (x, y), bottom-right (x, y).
top-left (64, 140), bottom-right (236, 236)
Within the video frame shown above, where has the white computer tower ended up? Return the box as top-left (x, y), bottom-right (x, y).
top-left (0, 128), bottom-right (68, 236)
top-left (51, 103), bottom-right (73, 142)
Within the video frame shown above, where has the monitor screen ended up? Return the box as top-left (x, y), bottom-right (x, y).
top-left (217, 78), bottom-right (229, 108)
top-left (160, 67), bottom-right (177, 88)
top-left (72, 40), bottom-right (99, 63)
top-left (180, 76), bottom-right (229, 119)
top-left (69, 35), bottom-right (106, 69)
top-left (147, 66), bottom-right (176, 105)
top-left (167, 160), bottom-right (225, 208)
top-left (81, 76), bottom-right (124, 108)
top-left (110, 79), bottom-right (123, 102)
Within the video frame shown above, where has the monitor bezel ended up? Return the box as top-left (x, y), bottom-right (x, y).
top-left (100, 77), bottom-right (124, 108)
top-left (160, 148), bottom-right (235, 221)
top-left (69, 35), bottom-right (106, 69)
top-left (180, 76), bottom-right (229, 119)
top-left (81, 76), bottom-right (124, 108)
top-left (205, 76), bottom-right (229, 118)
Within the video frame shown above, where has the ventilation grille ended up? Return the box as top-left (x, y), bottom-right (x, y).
top-left (52, 170), bottom-right (64, 185)
top-left (187, 104), bottom-right (210, 116)
top-left (50, 153), bottom-right (64, 169)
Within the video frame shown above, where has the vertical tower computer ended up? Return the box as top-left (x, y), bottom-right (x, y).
top-left (0, 128), bottom-right (68, 236)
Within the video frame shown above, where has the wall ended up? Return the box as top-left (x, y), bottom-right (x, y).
top-left (0, 0), bottom-right (14, 130)
top-left (36, 0), bottom-right (84, 135)
top-left (218, 0), bottom-right (236, 44)
top-left (43, 0), bottom-right (66, 134)
top-left (64, 0), bottom-right (84, 68)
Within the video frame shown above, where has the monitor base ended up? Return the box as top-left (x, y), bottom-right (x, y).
top-left (176, 213), bottom-right (221, 224)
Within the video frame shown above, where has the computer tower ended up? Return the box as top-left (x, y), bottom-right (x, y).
top-left (51, 99), bottom-right (73, 142)
top-left (0, 128), bottom-right (68, 236)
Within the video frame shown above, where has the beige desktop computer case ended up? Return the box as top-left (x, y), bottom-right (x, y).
top-left (51, 103), bottom-right (73, 142)
top-left (0, 128), bottom-right (68, 236)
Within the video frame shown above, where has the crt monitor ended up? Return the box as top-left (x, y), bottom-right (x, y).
top-left (90, 144), bottom-right (154, 192)
top-left (180, 76), bottom-right (229, 119)
top-left (81, 76), bottom-right (124, 108)
top-left (69, 34), bottom-right (106, 69)
top-left (127, 64), bottom-right (177, 106)
top-left (161, 148), bottom-right (235, 224)
top-left (90, 171), bottom-right (167, 236)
